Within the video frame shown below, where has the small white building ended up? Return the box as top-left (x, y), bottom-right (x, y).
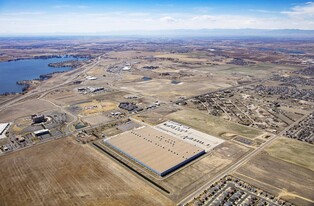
top-left (122, 66), bottom-right (131, 71)
top-left (34, 129), bottom-right (50, 136)
top-left (86, 76), bottom-right (97, 80)
top-left (0, 123), bottom-right (9, 136)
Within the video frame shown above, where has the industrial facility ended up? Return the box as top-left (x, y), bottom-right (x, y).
top-left (155, 121), bottom-right (224, 152)
top-left (0, 123), bottom-right (10, 136)
top-left (31, 114), bottom-right (47, 124)
top-left (104, 126), bottom-right (205, 176)
top-left (33, 129), bottom-right (50, 136)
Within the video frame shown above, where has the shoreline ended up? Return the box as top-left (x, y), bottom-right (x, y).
top-left (3, 54), bottom-right (90, 63)
top-left (0, 55), bottom-right (90, 96)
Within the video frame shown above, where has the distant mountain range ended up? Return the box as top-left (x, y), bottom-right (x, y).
top-left (110, 29), bottom-right (314, 39)
top-left (1, 29), bottom-right (314, 39)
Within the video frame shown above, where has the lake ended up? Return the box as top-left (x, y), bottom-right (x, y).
top-left (0, 56), bottom-right (85, 94)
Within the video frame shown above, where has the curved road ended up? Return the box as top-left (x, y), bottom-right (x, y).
top-left (0, 55), bottom-right (103, 112)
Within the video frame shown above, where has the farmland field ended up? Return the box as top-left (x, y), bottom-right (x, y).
top-left (0, 137), bottom-right (173, 206)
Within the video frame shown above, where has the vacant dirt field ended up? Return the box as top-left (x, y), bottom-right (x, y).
top-left (118, 78), bottom-right (233, 101)
top-left (162, 141), bottom-right (250, 201)
top-left (0, 137), bottom-right (173, 206)
top-left (0, 99), bottom-right (56, 122)
top-left (45, 89), bottom-right (89, 105)
top-left (81, 113), bottom-right (112, 126)
top-left (234, 150), bottom-right (314, 206)
top-left (266, 137), bottom-right (314, 171)
top-left (79, 100), bottom-right (116, 115)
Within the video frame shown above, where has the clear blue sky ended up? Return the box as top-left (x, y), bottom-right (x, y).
top-left (0, 0), bottom-right (313, 34)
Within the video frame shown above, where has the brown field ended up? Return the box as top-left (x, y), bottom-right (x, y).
top-left (45, 88), bottom-right (89, 105)
top-left (154, 53), bottom-right (210, 63)
top-left (265, 137), bottom-right (314, 171)
top-left (107, 51), bottom-right (158, 59)
top-left (162, 141), bottom-right (250, 201)
top-left (234, 138), bottom-right (314, 206)
top-left (81, 113), bottom-right (112, 126)
top-left (97, 138), bottom-right (250, 202)
top-left (0, 95), bottom-right (17, 106)
top-left (0, 99), bottom-right (56, 122)
top-left (118, 78), bottom-right (234, 101)
top-left (78, 100), bottom-right (116, 115)
top-left (0, 137), bottom-right (174, 206)
top-left (133, 106), bottom-right (179, 126)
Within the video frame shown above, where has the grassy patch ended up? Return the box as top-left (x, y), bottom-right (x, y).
top-left (167, 108), bottom-right (263, 139)
top-left (266, 137), bottom-right (314, 171)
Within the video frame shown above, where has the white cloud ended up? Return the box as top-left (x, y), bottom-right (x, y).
top-left (1, 3), bottom-right (314, 35)
top-left (126, 12), bottom-right (150, 17)
top-left (191, 15), bottom-right (216, 21)
top-left (159, 16), bottom-right (177, 23)
top-left (282, 2), bottom-right (314, 17)
top-left (249, 9), bottom-right (276, 14)
top-left (53, 4), bottom-right (89, 9)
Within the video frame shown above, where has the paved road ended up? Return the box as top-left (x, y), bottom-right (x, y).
top-left (1, 54), bottom-right (311, 205)
top-left (37, 98), bottom-right (78, 134)
top-left (0, 55), bottom-right (103, 112)
top-left (177, 111), bottom-right (311, 206)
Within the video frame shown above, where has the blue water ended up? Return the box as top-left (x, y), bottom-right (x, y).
top-left (0, 57), bottom-right (85, 94)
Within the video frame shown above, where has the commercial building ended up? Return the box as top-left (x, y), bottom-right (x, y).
top-left (33, 129), bottom-right (50, 136)
top-left (104, 126), bottom-right (205, 176)
top-left (155, 121), bottom-right (224, 152)
top-left (31, 114), bottom-right (47, 124)
top-left (0, 123), bottom-right (10, 135)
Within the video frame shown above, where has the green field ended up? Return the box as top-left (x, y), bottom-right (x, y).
top-left (167, 108), bottom-right (263, 139)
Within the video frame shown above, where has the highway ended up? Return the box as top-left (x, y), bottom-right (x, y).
top-left (0, 55), bottom-right (103, 112)
top-left (0, 53), bottom-right (311, 205)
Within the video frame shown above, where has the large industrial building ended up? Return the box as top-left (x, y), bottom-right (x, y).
top-left (155, 121), bottom-right (224, 152)
top-left (104, 126), bottom-right (205, 176)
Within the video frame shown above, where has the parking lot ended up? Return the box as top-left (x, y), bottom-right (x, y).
top-left (155, 121), bottom-right (224, 152)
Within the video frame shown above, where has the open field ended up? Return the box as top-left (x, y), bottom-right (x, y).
top-left (81, 113), bottom-right (112, 126)
top-left (0, 99), bottom-right (56, 122)
top-left (234, 138), bottom-right (314, 206)
top-left (166, 108), bottom-right (263, 139)
top-left (212, 63), bottom-right (299, 78)
top-left (133, 106), bottom-right (179, 126)
top-left (44, 88), bottom-right (89, 105)
top-left (118, 77), bottom-right (234, 101)
top-left (154, 53), bottom-right (211, 63)
top-left (96, 138), bottom-right (250, 202)
top-left (0, 137), bottom-right (174, 206)
top-left (1, 37), bottom-right (314, 206)
top-left (78, 100), bottom-right (116, 115)
top-left (162, 141), bottom-right (250, 201)
top-left (265, 137), bottom-right (314, 171)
